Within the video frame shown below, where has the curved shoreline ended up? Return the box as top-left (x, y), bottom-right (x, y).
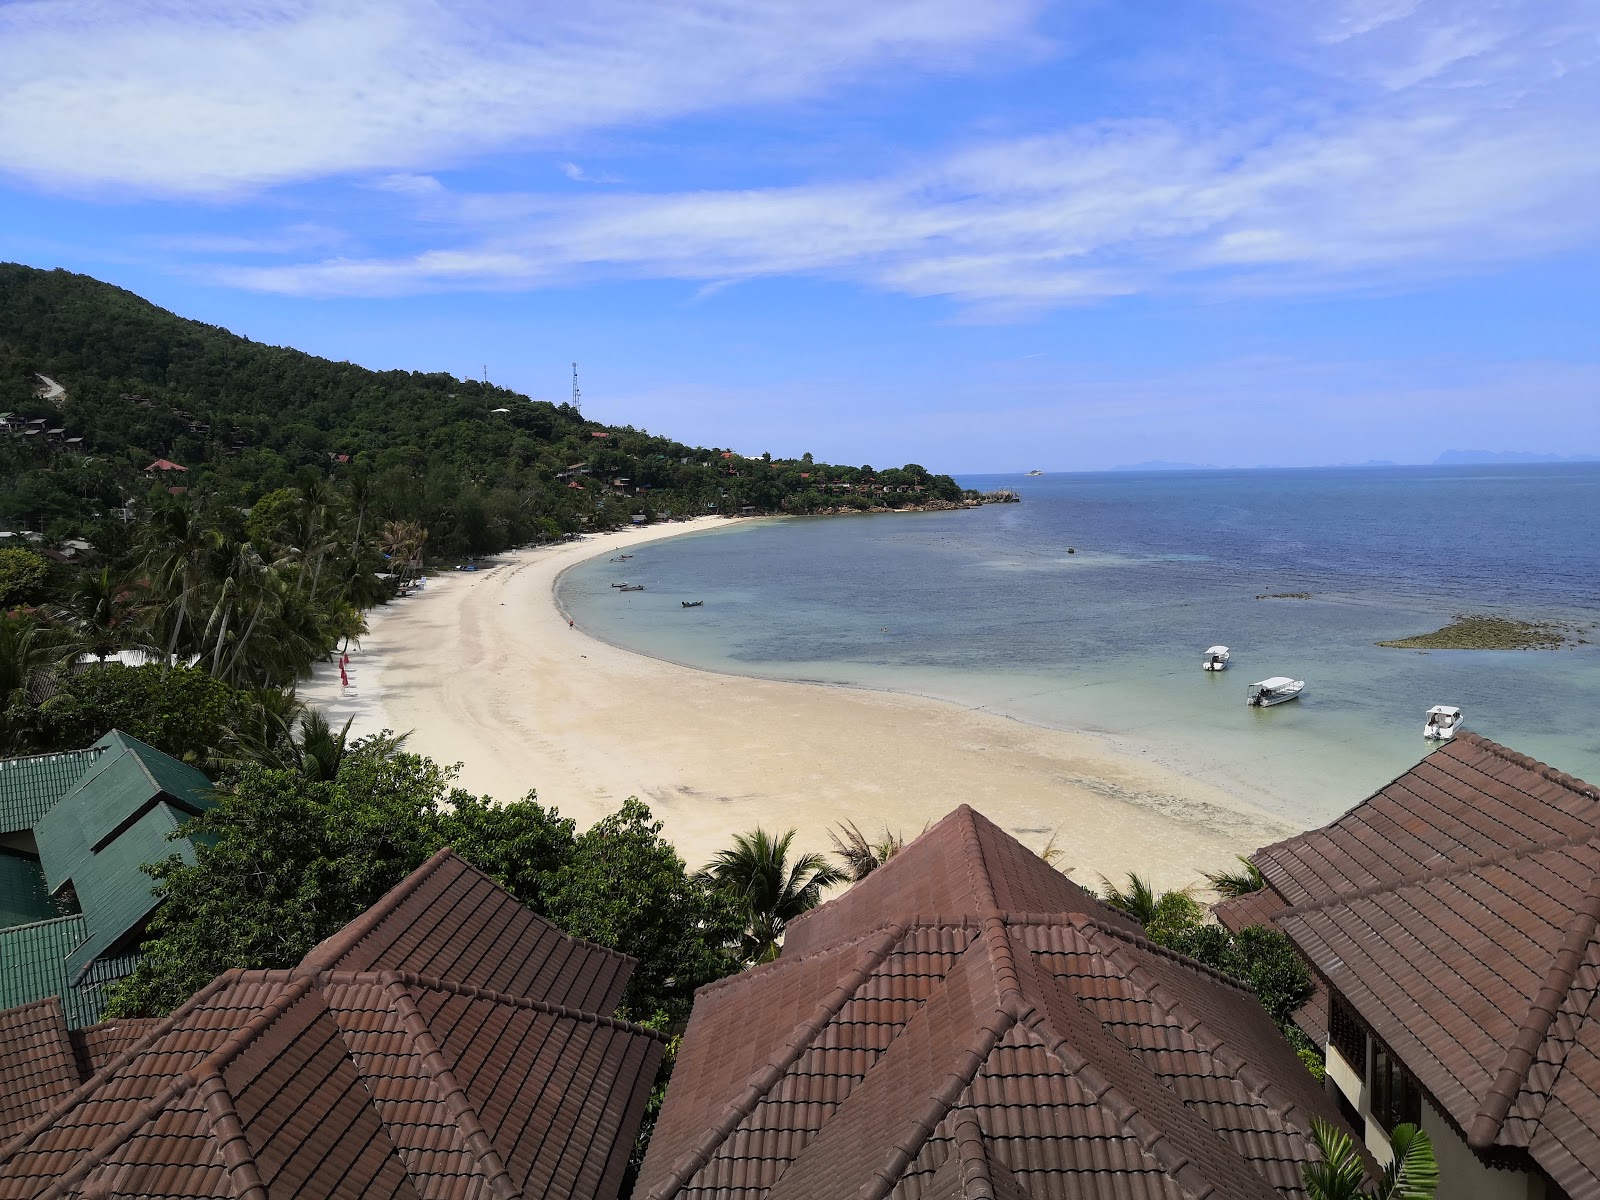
top-left (303, 518), bottom-right (1298, 885)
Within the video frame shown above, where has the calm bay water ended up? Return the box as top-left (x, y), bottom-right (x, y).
top-left (559, 465), bottom-right (1600, 829)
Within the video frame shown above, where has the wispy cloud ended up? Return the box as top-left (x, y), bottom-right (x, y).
top-left (0, 0), bottom-right (1042, 196)
top-left (218, 78), bottom-right (1600, 309)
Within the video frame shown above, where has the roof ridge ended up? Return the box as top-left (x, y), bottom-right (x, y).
top-left (0, 747), bottom-right (96, 770)
top-left (1274, 823), bottom-right (1600, 922)
top-left (382, 975), bottom-right (520, 1200)
top-left (1014, 999), bottom-right (1216, 1199)
top-left (1072, 921), bottom-right (1311, 1132)
top-left (1457, 732), bottom-right (1600, 802)
top-left (1053, 914), bottom-right (1255, 995)
top-left (295, 846), bottom-right (459, 973)
top-left (950, 1111), bottom-right (998, 1200)
top-left (0, 913), bottom-right (82, 936)
top-left (1467, 864), bottom-right (1600, 1150)
top-left (860, 1008), bottom-right (1019, 1200)
top-left (375, 970), bottom-right (669, 1041)
top-left (642, 923), bottom-right (907, 1200)
top-left (958, 807), bottom-right (1000, 911)
top-left (35, 1075), bottom-right (195, 1200)
top-left (0, 969), bottom-right (242, 1165)
top-left (689, 923), bottom-right (900, 999)
top-left (194, 1070), bottom-right (269, 1200)
top-left (37, 975), bottom-right (318, 1198)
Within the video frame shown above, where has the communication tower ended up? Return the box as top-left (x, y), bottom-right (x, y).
top-left (572, 362), bottom-right (581, 413)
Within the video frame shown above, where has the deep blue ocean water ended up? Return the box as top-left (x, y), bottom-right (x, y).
top-left (560, 465), bottom-right (1600, 827)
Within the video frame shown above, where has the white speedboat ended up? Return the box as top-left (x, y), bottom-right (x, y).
top-left (1247, 677), bottom-right (1304, 707)
top-left (1202, 645), bottom-right (1230, 671)
top-left (1424, 705), bottom-right (1463, 740)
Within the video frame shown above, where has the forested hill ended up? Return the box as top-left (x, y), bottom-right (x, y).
top-left (0, 264), bottom-right (962, 556)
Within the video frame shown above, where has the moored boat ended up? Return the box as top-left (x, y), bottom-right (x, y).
top-left (619, 584), bottom-right (645, 592)
top-left (1202, 645), bottom-right (1230, 671)
top-left (1247, 677), bottom-right (1304, 707)
top-left (1424, 705), bottom-right (1463, 740)
top-left (681, 600), bottom-right (704, 608)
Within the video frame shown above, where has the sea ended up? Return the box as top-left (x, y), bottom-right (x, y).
top-left (558, 464), bottom-right (1600, 830)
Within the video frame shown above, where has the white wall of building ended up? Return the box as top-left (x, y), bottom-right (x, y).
top-left (1325, 1044), bottom-right (1546, 1200)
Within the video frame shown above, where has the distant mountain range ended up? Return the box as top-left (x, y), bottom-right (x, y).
top-left (1434, 450), bottom-right (1600, 465)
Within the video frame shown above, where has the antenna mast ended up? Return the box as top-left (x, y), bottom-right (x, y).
top-left (571, 362), bottom-right (581, 413)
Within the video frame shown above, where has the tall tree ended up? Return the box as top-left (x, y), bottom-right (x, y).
top-left (700, 828), bottom-right (844, 962)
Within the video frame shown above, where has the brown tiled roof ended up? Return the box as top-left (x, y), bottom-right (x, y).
top-left (0, 849), bottom-right (665, 1199)
top-left (1217, 734), bottom-right (1600, 1200)
top-left (640, 806), bottom-right (1352, 1200)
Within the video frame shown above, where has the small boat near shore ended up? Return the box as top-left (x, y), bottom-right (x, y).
top-left (681, 600), bottom-right (704, 608)
top-left (1202, 645), bottom-right (1230, 671)
top-left (1424, 705), bottom-right (1463, 740)
top-left (619, 584), bottom-right (645, 592)
top-left (1247, 677), bottom-right (1304, 707)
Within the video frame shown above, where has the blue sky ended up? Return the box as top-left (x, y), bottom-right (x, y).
top-left (2, 0), bottom-right (1598, 471)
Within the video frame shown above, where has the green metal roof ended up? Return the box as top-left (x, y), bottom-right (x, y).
top-left (36, 733), bottom-right (214, 895)
top-left (0, 749), bottom-right (99, 834)
top-left (0, 731), bottom-right (210, 1024)
top-left (63, 803), bottom-right (195, 980)
top-left (0, 851), bottom-right (54, 929)
top-left (0, 915), bottom-right (119, 1028)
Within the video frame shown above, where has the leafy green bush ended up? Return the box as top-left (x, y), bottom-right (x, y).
top-left (105, 749), bottom-right (741, 1024)
top-left (0, 547), bottom-right (49, 607)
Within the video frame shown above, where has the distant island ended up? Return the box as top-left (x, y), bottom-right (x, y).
top-left (1434, 450), bottom-right (1600, 465)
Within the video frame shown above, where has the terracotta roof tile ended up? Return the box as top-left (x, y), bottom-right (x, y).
top-left (0, 1002), bottom-right (76, 1142)
top-left (642, 807), bottom-right (1353, 1200)
top-left (0, 851), bottom-right (663, 1200)
top-left (1224, 735), bottom-right (1600, 1199)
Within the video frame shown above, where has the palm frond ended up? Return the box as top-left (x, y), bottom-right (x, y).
top-left (1302, 1118), bottom-right (1368, 1200)
top-left (1380, 1124), bottom-right (1439, 1200)
top-left (1205, 857), bottom-right (1266, 898)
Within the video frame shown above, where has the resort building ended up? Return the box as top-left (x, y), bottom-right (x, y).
top-left (1217, 733), bottom-right (1600, 1200)
top-left (638, 805), bottom-right (1355, 1200)
top-left (0, 731), bottom-right (213, 1027)
top-left (0, 848), bottom-right (663, 1199)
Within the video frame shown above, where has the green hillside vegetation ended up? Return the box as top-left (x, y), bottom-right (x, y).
top-left (0, 264), bottom-right (969, 758)
top-left (0, 263), bottom-right (963, 555)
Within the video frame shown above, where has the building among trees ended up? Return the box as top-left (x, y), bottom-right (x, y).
top-left (0, 848), bottom-right (663, 1198)
top-left (1217, 733), bottom-right (1600, 1200)
top-left (639, 805), bottom-right (1355, 1200)
top-left (0, 730), bottom-right (212, 1026)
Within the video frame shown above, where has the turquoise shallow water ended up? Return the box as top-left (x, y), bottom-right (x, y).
top-left (559, 465), bottom-right (1600, 829)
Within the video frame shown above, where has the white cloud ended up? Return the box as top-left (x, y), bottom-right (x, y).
top-left (216, 81), bottom-right (1600, 308)
top-left (0, 0), bottom-right (1042, 196)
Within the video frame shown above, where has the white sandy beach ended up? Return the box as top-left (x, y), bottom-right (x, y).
top-left (301, 518), bottom-right (1298, 887)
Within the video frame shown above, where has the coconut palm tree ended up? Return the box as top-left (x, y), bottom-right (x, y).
top-left (1303, 1118), bottom-right (1437, 1199)
top-left (0, 616), bottom-right (62, 752)
top-left (828, 820), bottom-right (910, 881)
top-left (1099, 873), bottom-right (1162, 924)
top-left (51, 566), bottom-right (149, 663)
top-left (700, 828), bottom-right (845, 963)
top-left (141, 500), bottom-right (220, 663)
top-left (1205, 857), bottom-right (1266, 898)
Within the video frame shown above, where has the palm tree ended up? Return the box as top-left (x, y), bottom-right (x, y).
top-left (1303, 1118), bottom-right (1437, 1199)
top-left (0, 616), bottom-right (63, 752)
top-left (1206, 856), bottom-right (1266, 898)
top-left (828, 820), bottom-right (909, 881)
top-left (51, 567), bottom-right (149, 663)
top-left (1038, 829), bottom-right (1074, 875)
top-left (701, 828), bottom-right (845, 963)
top-left (141, 500), bottom-right (220, 663)
top-left (1099, 873), bottom-right (1162, 924)
top-left (378, 520), bottom-right (428, 585)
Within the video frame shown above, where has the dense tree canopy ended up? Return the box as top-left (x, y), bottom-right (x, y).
top-left (106, 746), bottom-right (743, 1025)
top-left (0, 263), bottom-right (963, 557)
